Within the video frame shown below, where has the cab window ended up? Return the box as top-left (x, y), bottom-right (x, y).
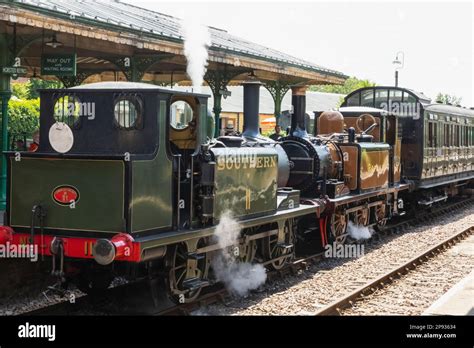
top-left (171, 100), bottom-right (194, 130)
top-left (346, 92), bottom-right (360, 106)
top-left (113, 96), bottom-right (143, 130)
top-left (374, 89), bottom-right (388, 109)
top-left (360, 89), bottom-right (374, 107)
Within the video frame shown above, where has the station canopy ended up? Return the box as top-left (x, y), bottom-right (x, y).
top-left (0, 0), bottom-right (347, 86)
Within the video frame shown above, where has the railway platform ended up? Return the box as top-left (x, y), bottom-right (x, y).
top-left (423, 236), bottom-right (474, 316)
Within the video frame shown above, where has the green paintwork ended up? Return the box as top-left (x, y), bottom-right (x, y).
top-left (213, 94), bottom-right (222, 138)
top-left (199, 103), bottom-right (209, 145)
top-left (41, 54), bottom-right (77, 76)
top-left (130, 100), bottom-right (173, 232)
top-left (0, 33), bottom-right (12, 210)
top-left (9, 157), bottom-right (125, 232)
top-left (211, 147), bottom-right (278, 219)
top-left (207, 109), bottom-right (215, 140)
top-left (263, 80), bottom-right (291, 121)
top-left (136, 204), bottom-right (317, 250)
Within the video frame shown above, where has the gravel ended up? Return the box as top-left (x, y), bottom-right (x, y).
top-left (0, 283), bottom-right (84, 315)
top-left (1, 203), bottom-right (472, 316)
top-left (198, 204), bottom-right (474, 315)
top-left (341, 234), bottom-right (474, 315)
top-left (0, 277), bottom-right (128, 316)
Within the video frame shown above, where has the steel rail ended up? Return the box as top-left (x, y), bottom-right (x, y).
top-left (313, 226), bottom-right (473, 316)
top-left (19, 197), bottom-right (473, 316)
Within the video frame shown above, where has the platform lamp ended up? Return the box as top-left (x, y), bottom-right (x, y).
top-left (392, 51), bottom-right (404, 87)
top-left (45, 34), bottom-right (63, 49)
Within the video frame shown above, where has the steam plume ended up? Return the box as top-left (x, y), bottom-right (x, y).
top-left (347, 221), bottom-right (373, 240)
top-left (181, 15), bottom-right (211, 93)
top-left (211, 212), bottom-right (267, 296)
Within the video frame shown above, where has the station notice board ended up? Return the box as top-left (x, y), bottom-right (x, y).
top-left (41, 54), bottom-right (77, 76)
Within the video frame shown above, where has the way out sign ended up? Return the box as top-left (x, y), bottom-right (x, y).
top-left (41, 54), bottom-right (77, 76)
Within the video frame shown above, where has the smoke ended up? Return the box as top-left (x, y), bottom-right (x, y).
top-left (347, 221), bottom-right (373, 240)
top-left (211, 211), bottom-right (267, 297)
top-left (181, 15), bottom-right (211, 93)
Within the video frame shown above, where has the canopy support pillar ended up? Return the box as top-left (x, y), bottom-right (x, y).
top-left (263, 80), bottom-right (291, 126)
top-left (0, 33), bottom-right (13, 210)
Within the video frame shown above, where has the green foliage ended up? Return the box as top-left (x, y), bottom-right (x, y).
top-left (11, 79), bottom-right (63, 100)
top-left (8, 98), bottom-right (40, 137)
top-left (8, 79), bottom-right (62, 139)
top-left (11, 82), bottom-right (30, 100)
top-left (28, 78), bottom-right (63, 99)
top-left (436, 93), bottom-right (462, 106)
top-left (261, 129), bottom-right (289, 138)
top-left (309, 77), bottom-right (376, 95)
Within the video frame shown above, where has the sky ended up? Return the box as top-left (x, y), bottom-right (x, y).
top-left (125, 0), bottom-right (473, 106)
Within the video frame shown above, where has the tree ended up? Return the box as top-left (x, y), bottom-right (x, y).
top-left (8, 98), bottom-right (40, 139)
top-left (436, 93), bottom-right (462, 106)
top-left (28, 78), bottom-right (63, 99)
top-left (11, 79), bottom-right (63, 100)
top-left (8, 79), bottom-right (62, 143)
top-left (309, 77), bottom-right (376, 95)
top-left (11, 82), bottom-right (30, 100)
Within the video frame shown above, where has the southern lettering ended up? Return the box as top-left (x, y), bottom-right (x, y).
top-left (217, 154), bottom-right (277, 171)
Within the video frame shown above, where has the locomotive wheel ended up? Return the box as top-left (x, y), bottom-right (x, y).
top-left (237, 240), bottom-right (257, 263)
top-left (330, 211), bottom-right (348, 244)
top-left (375, 205), bottom-right (387, 227)
top-left (165, 239), bottom-right (209, 304)
top-left (263, 220), bottom-right (295, 270)
top-left (354, 208), bottom-right (369, 226)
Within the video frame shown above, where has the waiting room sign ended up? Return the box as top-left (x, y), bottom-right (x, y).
top-left (41, 54), bottom-right (77, 76)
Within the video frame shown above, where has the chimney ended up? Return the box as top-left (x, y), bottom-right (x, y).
top-left (290, 86), bottom-right (307, 138)
top-left (242, 79), bottom-right (261, 139)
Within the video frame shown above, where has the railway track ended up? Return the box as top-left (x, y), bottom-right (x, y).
top-left (156, 197), bottom-right (474, 315)
top-left (313, 225), bottom-right (473, 315)
top-left (18, 196), bottom-right (473, 316)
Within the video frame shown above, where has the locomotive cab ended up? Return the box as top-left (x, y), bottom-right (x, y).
top-left (5, 82), bottom-right (211, 241)
top-left (335, 106), bottom-right (402, 190)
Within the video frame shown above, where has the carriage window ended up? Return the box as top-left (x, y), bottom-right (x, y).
top-left (346, 92), bottom-right (360, 106)
top-left (360, 90), bottom-right (374, 107)
top-left (454, 125), bottom-right (460, 147)
top-left (428, 122), bottom-right (437, 148)
top-left (390, 90), bottom-right (403, 102)
top-left (444, 124), bottom-right (450, 146)
top-left (403, 92), bottom-right (416, 104)
top-left (170, 100), bottom-right (193, 130)
top-left (53, 95), bottom-right (81, 127)
top-left (114, 97), bottom-right (142, 129)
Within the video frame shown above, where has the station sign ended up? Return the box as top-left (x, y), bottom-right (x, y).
top-left (2, 66), bottom-right (28, 75)
top-left (219, 88), bottom-right (232, 99)
top-left (41, 54), bottom-right (77, 76)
